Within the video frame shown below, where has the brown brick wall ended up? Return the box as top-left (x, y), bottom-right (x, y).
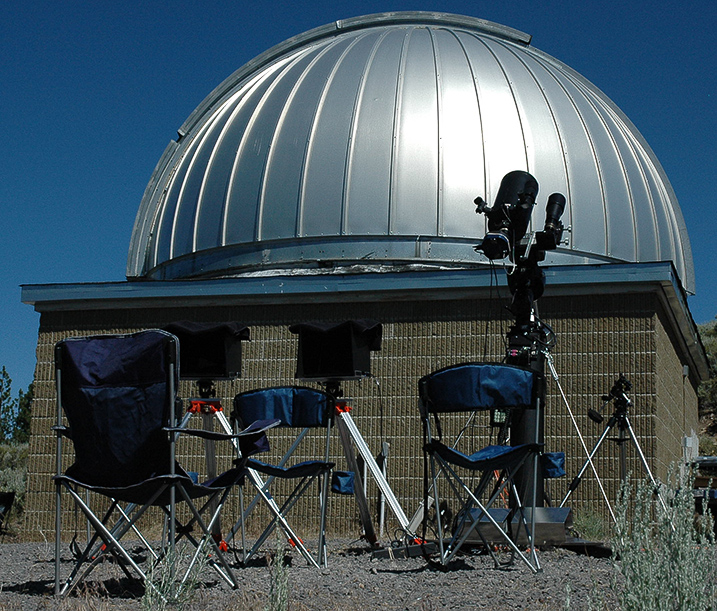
top-left (22, 291), bottom-right (699, 540)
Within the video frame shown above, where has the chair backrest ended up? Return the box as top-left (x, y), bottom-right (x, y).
top-left (233, 386), bottom-right (331, 429)
top-left (55, 330), bottom-right (179, 487)
top-left (419, 362), bottom-right (539, 415)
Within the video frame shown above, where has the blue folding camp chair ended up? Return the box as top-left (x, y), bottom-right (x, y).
top-left (418, 362), bottom-right (543, 571)
top-left (53, 330), bottom-right (276, 599)
top-left (229, 386), bottom-right (335, 567)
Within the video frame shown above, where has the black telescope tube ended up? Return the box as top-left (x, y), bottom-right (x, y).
top-left (544, 192), bottom-right (566, 232)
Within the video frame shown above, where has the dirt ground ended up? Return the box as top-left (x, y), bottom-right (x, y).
top-left (0, 538), bottom-right (618, 610)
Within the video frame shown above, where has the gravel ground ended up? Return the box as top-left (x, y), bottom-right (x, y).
top-left (0, 538), bottom-right (618, 610)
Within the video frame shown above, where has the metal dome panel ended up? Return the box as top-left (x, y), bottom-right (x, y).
top-left (128, 12), bottom-right (694, 294)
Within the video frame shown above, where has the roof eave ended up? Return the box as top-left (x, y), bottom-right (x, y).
top-left (22, 261), bottom-right (708, 382)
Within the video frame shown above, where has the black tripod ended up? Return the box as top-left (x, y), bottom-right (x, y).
top-left (560, 375), bottom-right (669, 517)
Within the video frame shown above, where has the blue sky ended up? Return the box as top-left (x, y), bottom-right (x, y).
top-left (2, 1), bottom-right (715, 394)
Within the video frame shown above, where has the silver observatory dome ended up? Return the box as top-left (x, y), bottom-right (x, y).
top-left (127, 12), bottom-right (694, 293)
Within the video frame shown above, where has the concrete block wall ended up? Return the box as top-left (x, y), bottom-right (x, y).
top-left (22, 291), bottom-right (698, 541)
top-left (654, 312), bottom-right (699, 479)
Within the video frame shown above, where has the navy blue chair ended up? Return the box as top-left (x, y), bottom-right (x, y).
top-left (53, 330), bottom-right (276, 599)
top-left (418, 362), bottom-right (542, 571)
top-left (230, 386), bottom-right (335, 567)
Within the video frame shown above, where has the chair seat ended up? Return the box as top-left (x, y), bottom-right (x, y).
top-left (425, 441), bottom-right (542, 471)
top-left (247, 458), bottom-right (334, 479)
top-left (54, 465), bottom-right (244, 506)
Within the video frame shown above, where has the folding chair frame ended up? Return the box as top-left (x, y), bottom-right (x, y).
top-left (227, 386), bottom-right (335, 568)
top-left (53, 331), bottom-right (273, 599)
top-left (176, 403), bottom-right (327, 569)
top-left (428, 447), bottom-right (539, 569)
top-left (419, 362), bottom-right (542, 572)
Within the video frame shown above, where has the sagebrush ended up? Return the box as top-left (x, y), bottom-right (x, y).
top-left (0, 442), bottom-right (28, 522)
top-left (612, 469), bottom-right (716, 611)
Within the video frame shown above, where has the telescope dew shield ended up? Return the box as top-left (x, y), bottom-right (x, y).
top-left (473, 170), bottom-right (538, 260)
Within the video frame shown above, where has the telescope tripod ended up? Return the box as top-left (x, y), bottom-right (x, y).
top-left (322, 380), bottom-right (415, 544)
top-left (560, 376), bottom-right (670, 519)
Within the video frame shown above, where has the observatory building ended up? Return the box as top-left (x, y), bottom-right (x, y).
top-left (22, 12), bottom-right (706, 538)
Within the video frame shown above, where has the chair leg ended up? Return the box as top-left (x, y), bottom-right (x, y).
top-left (441, 468), bottom-right (495, 565)
top-left (430, 456), bottom-right (541, 573)
top-left (427, 456), bottom-right (446, 560)
top-left (245, 476), bottom-right (318, 565)
top-left (509, 483), bottom-right (541, 572)
top-left (84, 497), bottom-right (161, 564)
top-left (175, 485), bottom-right (239, 589)
top-left (239, 483), bottom-right (247, 564)
top-left (236, 472), bottom-right (321, 569)
top-left (318, 470), bottom-right (330, 567)
top-left (56, 485), bottom-right (154, 598)
top-left (112, 503), bottom-right (160, 562)
top-left (54, 481), bottom-right (62, 596)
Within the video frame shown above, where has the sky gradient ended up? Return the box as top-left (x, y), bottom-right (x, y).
top-left (2, 0), bottom-right (715, 394)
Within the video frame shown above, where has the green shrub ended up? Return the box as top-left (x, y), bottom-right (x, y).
top-left (265, 535), bottom-right (289, 611)
top-left (0, 442), bottom-right (28, 520)
top-left (572, 506), bottom-right (610, 542)
top-left (141, 543), bottom-right (207, 611)
top-left (699, 434), bottom-right (717, 457)
top-left (612, 468), bottom-right (716, 610)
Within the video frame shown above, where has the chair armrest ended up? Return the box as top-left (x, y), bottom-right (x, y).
top-left (164, 427), bottom-right (238, 441)
top-left (164, 418), bottom-right (280, 441)
top-left (237, 418), bottom-right (281, 435)
top-left (51, 425), bottom-right (72, 439)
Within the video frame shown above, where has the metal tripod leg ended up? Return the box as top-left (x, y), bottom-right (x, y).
top-left (335, 413), bottom-right (377, 544)
top-left (545, 354), bottom-right (616, 523)
top-left (201, 410), bottom-right (222, 542)
top-left (560, 417), bottom-right (617, 522)
top-left (623, 416), bottom-right (672, 524)
top-left (334, 407), bottom-right (415, 539)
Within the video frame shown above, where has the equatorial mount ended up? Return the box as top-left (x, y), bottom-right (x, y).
top-left (474, 170), bottom-right (566, 333)
top-left (588, 374), bottom-right (632, 424)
